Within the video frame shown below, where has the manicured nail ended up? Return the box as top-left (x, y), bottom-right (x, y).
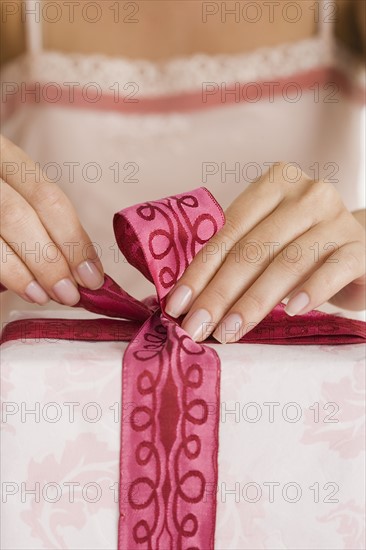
top-left (182, 308), bottom-right (213, 341)
top-left (165, 285), bottom-right (192, 318)
top-left (213, 313), bottom-right (243, 344)
top-left (77, 260), bottom-right (104, 290)
top-left (52, 278), bottom-right (80, 306)
top-left (25, 281), bottom-right (49, 305)
top-left (285, 291), bottom-right (310, 316)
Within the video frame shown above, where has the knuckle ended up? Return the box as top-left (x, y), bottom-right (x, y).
top-left (341, 251), bottom-right (361, 275)
top-left (276, 161), bottom-right (303, 183)
top-left (17, 240), bottom-right (69, 276)
top-left (207, 285), bottom-right (228, 305)
top-left (223, 215), bottom-right (242, 243)
top-left (320, 269), bottom-right (334, 290)
top-left (305, 179), bottom-right (339, 206)
top-left (270, 210), bottom-right (283, 229)
top-left (32, 183), bottom-right (68, 214)
top-left (199, 239), bottom-right (221, 266)
top-left (240, 240), bottom-right (267, 269)
top-left (276, 247), bottom-right (306, 277)
top-left (243, 290), bottom-right (266, 315)
top-left (241, 288), bottom-right (266, 325)
top-left (279, 161), bottom-right (295, 178)
top-left (337, 210), bottom-right (361, 238)
top-left (62, 223), bottom-right (85, 250)
top-left (1, 200), bottom-right (32, 229)
top-left (255, 176), bottom-right (282, 202)
top-left (297, 180), bottom-right (342, 224)
top-left (258, 161), bottom-right (305, 199)
top-left (263, 212), bottom-right (283, 235)
top-left (266, 160), bottom-right (288, 179)
top-left (35, 260), bottom-right (70, 289)
top-left (1, 263), bottom-right (27, 289)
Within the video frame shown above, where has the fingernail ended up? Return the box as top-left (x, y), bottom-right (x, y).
top-left (165, 285), bottom-right (192, 318)
top-left (213, 313), bottom-right (243, 344)
top-left (77, 260), bottom-right (104, 290)
top-left (285, 291), bottom-right (310, 316)
top-left (182, 308), bottom-right (213, 341)
top-left (25, 281), bottom-right (50, 305)
top-left (53, 278), bottom-right (80, 306)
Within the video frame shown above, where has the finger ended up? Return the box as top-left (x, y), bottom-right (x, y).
top-left (212, 236), bottom-right (360, 344)
top-left (165, 163), bottom-right (328, 319)
top-left (0, 236), bottom-right (49, 305)
top-left (165, 169), bottom-right (286, 317)
top-left (1, 179), bottom-right (80, 305)
top-left (182, 220), bottom-right (344, 342)
top-left (284, 241), bottom-right (366, 316)
top-left (0, 135), bottom-right (104, 289)
top-left (178, 194), bottom-right (328, 340)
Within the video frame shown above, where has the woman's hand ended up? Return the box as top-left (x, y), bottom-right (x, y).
top-left (165, 162), bottom-right (366, 343)
top-left (0, 135), bottom-right (104, 306)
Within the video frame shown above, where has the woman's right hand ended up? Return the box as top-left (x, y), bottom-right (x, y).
top-left (0, 135), bottom-right (104, 306)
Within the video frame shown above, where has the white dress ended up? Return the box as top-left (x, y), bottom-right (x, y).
top-left (1, 0), bottom-right (365, 319)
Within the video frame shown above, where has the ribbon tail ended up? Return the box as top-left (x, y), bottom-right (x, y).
top-left (76, 274), bottom-right (153, 322)
top-left (119, 311), bottom-right (220, 549)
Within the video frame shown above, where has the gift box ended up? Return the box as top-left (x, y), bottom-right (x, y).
top-left (1, 188), bottom-right (365, 550)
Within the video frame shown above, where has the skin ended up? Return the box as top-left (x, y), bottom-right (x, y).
top-left (1, 0), bottom-right (317, 62)
top-left (165, 164), bottom-right (366, 343)
top-left (0, 136), bottom-right (104, 305)
top-left (0, 0), bottom-right (365, 317)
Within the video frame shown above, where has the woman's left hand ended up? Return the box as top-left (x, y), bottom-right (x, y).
top-left (165, 162), bottom-right (366, 343)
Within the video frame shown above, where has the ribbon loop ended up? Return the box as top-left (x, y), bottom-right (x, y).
top-left (1, 187), bottom-right (365, 550)
top-left (112, 188), bottom-right (225, 548)
top-left (113, 188), bottom-right (225, 301)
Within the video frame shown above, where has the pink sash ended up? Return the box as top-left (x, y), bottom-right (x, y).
top-left (1, 188), bottom-right (365, 549)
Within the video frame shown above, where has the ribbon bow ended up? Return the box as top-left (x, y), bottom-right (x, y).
top-left (2, 188), bottom-right (365, 549)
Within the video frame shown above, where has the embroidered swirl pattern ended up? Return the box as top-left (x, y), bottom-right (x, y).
top-left (116, 189), bottom-right (223, 549)
top-left (1, 187), bottom-right (365, 550)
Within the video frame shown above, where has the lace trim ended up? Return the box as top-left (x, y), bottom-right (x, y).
top-left (2, 35), bottom-right (364, 98)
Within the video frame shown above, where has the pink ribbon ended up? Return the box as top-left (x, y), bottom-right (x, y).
top-left (1, 188), bottom-right (366, 549)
